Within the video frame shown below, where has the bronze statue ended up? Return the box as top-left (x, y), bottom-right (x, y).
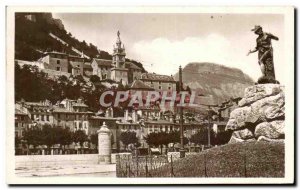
top-left (247, 25), bottom-right (279, 84)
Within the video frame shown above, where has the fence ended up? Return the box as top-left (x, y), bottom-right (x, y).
top-left (116, 154), bottom-right (175, 177)
top-left (116, 148), bottom-right (284, 177)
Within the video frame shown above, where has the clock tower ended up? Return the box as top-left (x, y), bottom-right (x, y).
top-left (111, 31), bottom-right (128, 85)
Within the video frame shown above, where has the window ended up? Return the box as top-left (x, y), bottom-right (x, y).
top-left (56, 67), bottom-right (61, 71)
top-left (159, 86), bottom-right (162, 90)
top-left (46, 115), bottom-right (49, 121)
top-left (170, 126), bottom-right (173, 131)
top-left (57, 113), bottom-right (60, 119)
top-left (41, 115), bottom-right (44, 121)
top-left (66, 114), bottom-right (69, 120)
top-left (31, 114), bottom-right (34, 120)
top-left (57, 60), bottom-right (60, 64)
top-left (134, 126), bottom-right (137, 130)
top-left (15, 122), bottom-right (18, 128)
top-left (168, 86), bottom-right (171, 90)
top-left (160, 126), bottom-right (162, 131)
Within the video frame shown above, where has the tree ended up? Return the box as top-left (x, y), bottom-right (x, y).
top-left (90, 75), bottom-right (100, 83)
top-left (73, 130), bottom-right (88, 147)
top-left (90, 133), bottom-right (98, 149)
top-left (144, 132), bottom-right (160, 148)
top-left (15, 135), bottom-right (21, 148)
top-left (41, 124), bottom-right (57, 151)
top-left (213, 130), bottom-right (232, 145)
top-left (120, 131), bottom-right (139, 151)
top-left (23, 127), bottom-right (44, 152)
top-left (59, 127), bottom-right (73, 149)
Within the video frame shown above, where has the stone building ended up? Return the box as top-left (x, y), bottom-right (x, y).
top-left (91, 58), bottom-right (113, 80)
top-left (91, 31), bottom-right (143, 85)
top-left (15, 108), bottom-right (32, 138)
top-left (82, 62), bottom-right (93, 77)
top-left (38, 51), bottom-right (69, 73)
top-left (15, 98), bottom-right (93, 136)
top-left (52, 98), bottom-right (93, 134)
top-left (140, 73), bottom-right (176, 92)
top-left (15, 99), bottom-right (54, 126)
top-left (37, 51), bottom-right (86, 76)
top-left (68, 55), bottom-right (85, 76)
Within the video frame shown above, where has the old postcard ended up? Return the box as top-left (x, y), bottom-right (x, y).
top-left (6, 6), bottom-right (294, 184)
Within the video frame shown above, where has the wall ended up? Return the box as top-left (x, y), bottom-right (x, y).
top-left (48, 54), bottom-right (69, 73)
top-left (15, 154), bottom-right (121, 168)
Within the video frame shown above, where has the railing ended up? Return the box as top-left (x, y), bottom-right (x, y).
top-left (116, 154), bottom-right (175, 177)
top-left (116, 149), bottom-right (284, 177)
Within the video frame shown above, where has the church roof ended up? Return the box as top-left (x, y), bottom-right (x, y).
top-left (126, 62), bottom-right (142, 70)
top-left (93, 58), bottom-right (113, 67)
top-left (130, 80), bottom-right (154, 90)
top-left (140, 73), bottom-right (176, 82)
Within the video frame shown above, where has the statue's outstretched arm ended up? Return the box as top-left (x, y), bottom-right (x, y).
top-left (267, 33), bottom-right (279, 41)
top-left (247, 47), bottom-right (258, 56)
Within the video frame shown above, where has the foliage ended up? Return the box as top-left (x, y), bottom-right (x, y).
top-left (120, 131), bottom-right (139, 150)
top-left (15, 136), bottom-right (21, 147)
top-left (73, 130), bottom-right (88, 146)
top-left (190, 125), bottom-right (232, 146)
top-left (59, 127), bottom-right (73, 147)
top-left (23, 127), bottom-right (44, 148)
top-left (90, 133), bottom-right (98, 147)
top-left (90, 75), bottom-right (100, 83)
top-left (15, 13), bottom-right (145, 71)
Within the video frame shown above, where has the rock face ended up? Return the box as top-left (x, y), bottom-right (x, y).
top-left (174, 62), bottom-right (254, 104)
top-left (225, 84), bottom-right (285, 143)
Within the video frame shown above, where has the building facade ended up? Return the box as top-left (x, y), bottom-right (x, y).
top-left (140, 73), bottom-right (177, 92)
top-left (91, 31), bottom-right (143, 85)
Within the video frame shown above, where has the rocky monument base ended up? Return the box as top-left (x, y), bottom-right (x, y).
top-left (257, 76), bottom-right (280, 84)
top-left (225, 84), bottom-right (285, 143)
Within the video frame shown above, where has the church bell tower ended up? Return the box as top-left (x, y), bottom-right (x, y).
top-left (111, 31), bottom-right (128, 85)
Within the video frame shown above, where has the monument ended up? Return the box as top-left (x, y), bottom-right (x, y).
top-left (247, 25), bottom-right (279, 84)
top-left (97, 122), bottom-right (112, 164)
top-left (225, 26), bottom-right (285, 143)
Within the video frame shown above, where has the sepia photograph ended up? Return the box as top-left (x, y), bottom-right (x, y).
top-left (5, 6), bottom-right (295, 185)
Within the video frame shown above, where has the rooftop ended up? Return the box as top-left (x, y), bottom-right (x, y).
top-left (130, 80), bottom-right (154, 90)
top-left (140, 73), bottom-right (176, 82)
top-left (93, 58), bottom-right (113, 67)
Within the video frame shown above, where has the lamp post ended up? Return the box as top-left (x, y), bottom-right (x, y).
top-left (179, 65), bottom-right (185, 158)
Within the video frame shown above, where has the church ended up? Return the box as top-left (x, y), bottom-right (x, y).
top-left (91, 31), bottom-right (143, 85)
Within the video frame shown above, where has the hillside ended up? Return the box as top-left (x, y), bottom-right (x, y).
top-left (15, 13), bottom-right (146, 72)
top-left (175, 62), bottom-right (254, 104)
top-left (152, 141), bottom-right (284, 177)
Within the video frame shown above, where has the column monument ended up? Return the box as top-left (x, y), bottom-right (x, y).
top-left (97, 122), bottom-right (112, 164)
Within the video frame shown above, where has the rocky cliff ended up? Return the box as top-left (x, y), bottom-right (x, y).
top-left (225, 84), bottom-right (285, 143)
top-left (174, 62), bottom-right (254, 104)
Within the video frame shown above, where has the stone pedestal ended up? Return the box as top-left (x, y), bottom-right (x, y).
top-left (97, 122), bottom-right (112, 164)
top-left (226, 84), bottom-right (285, 143)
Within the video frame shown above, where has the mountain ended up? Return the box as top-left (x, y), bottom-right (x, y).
top-left (174, 62), bottom-right (255, 105)
top-left (15, 13), bottom-right (146, 72)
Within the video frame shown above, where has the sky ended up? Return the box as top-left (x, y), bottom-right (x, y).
top-left (53, 13), bottom-right (285, 84)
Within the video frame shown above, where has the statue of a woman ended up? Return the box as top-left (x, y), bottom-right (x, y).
top-left (247, 25), bottom-right (279, 83)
